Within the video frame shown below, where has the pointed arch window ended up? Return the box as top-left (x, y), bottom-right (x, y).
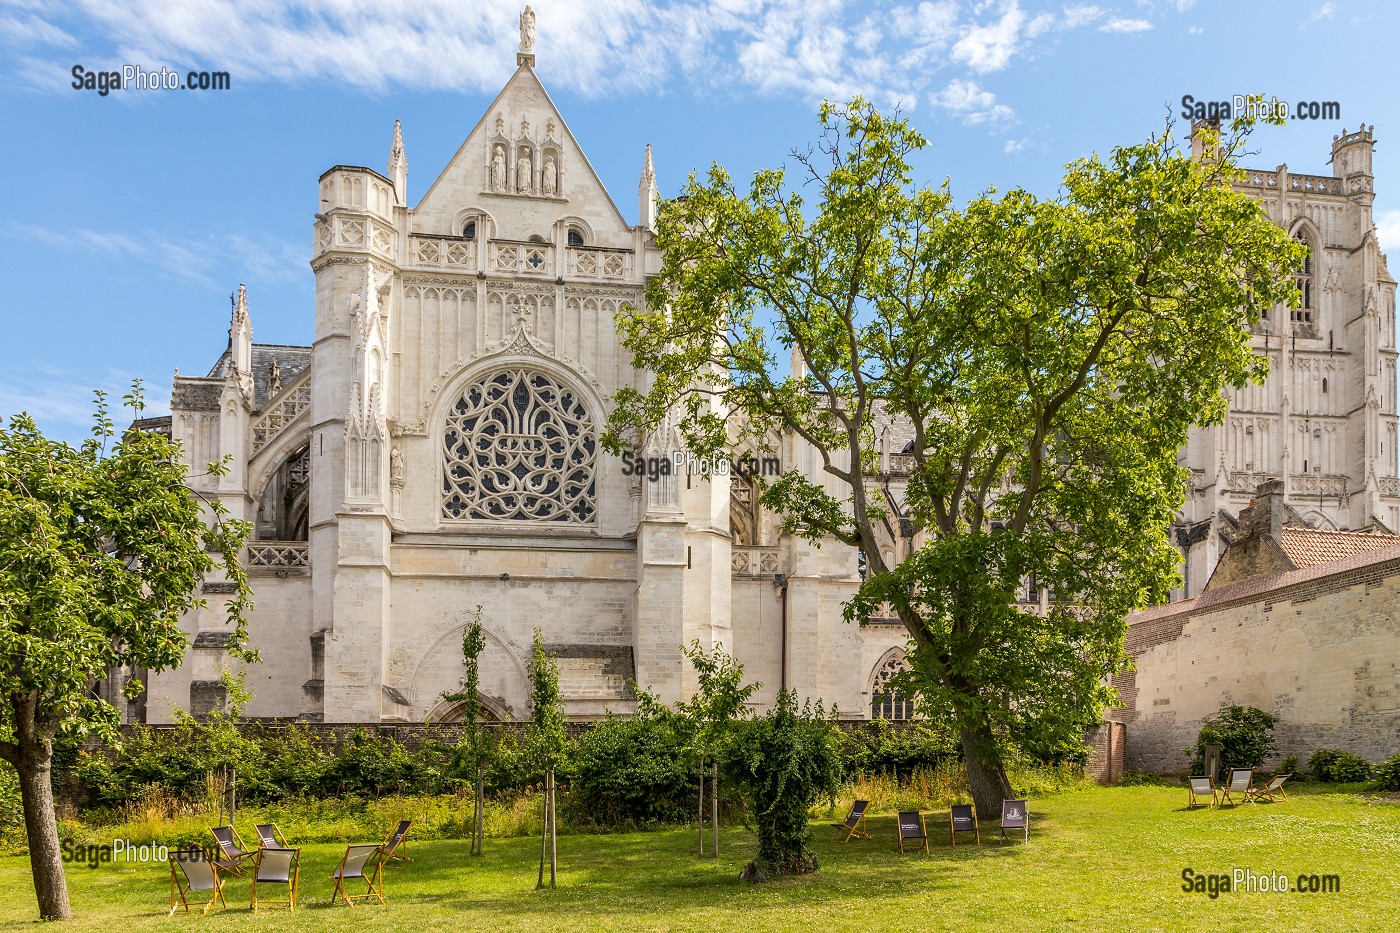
top-left (1292, 232), bottom-right (1314, 324)
top-left (870, 654), bottom-right (916, 721)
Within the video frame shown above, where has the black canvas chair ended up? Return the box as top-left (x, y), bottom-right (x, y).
top-left (254, 823), bottom-right (290, 849)
top-left (999, 799), bottom-right (1029, 844)
top-left (250, 846), bottom-right (301, 912)
top-left (896, 811), bottom-right (929, 854)
top-left (208, 825), bottom-right (256, 875)
top-left (168, 848), bottom-right (227, 916)
top-left (1188, 775), bottom-right (1218, 809)
top-left (949, 803), bottom-right (980, 845)
top-left (831, 800), bottom-right (871, 842)
top-left (381, 819), bottom-right (413, 863)
top-left (1219, 768), bottom-right (1255, 807)
top-left (331, 844), bottom-right (387, 907)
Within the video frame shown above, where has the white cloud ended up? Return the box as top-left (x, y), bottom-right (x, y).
top-left (1376, 209), bottom-right (1400, 254)
top-left (1061, 5), bottom-right (1106, 29)
top-left (951, 0), bottom-right (1026, 72)
top-left (1099, 17), bottom-right (1153, 33)
top-left (1003, 137), bottom-right (1028, 154)
top-left (1307, 2), bottom-right (1336, 23)
top-left (930, 77), bottom-right (1014, 124)
top-left (0, 367), bottom-right (168, 435)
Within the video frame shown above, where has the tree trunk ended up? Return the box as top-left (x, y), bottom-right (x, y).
top-left (537, 774), bottom-right (547, 889)
top-left (9, 707), bottom-right (72, 920)
top-left (710, 765), bottom-right (718, 856)
top-left (961, 724), bottom-right (1013, 823)
top-left (472, 772), bottom-right (484, 856)
top-left (548, 770), bottom-right (557, 888)
top-left (697, 755), bottom-right (705, 856)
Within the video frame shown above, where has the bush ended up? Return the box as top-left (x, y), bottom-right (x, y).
top-left (1309, 749), bottom-right (1373, 783)
top-left (0, 762), bottom-right (21, 847)
top-left (1278, 755), bottom-right (1302, 779)
top-left (1187, 705), bottom-right (1278, 776)
top-left (1374, 754), bottom-right (1400, 792)
top-left (838, 720), bottom-right (958, 779)
top-left (567, 714), bottom-right (699, 827)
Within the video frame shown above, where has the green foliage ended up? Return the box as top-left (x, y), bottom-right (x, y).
top-left (1373, 754), bottom-right (1400, 792)
top-left (1187, 705), bottom-right (1279, 775)
top-left (567, 714), bottom-right (699, 827)
top-left (526, 630), bottom-right (567, 771)
top-left (675, 641), bottom-right (760, 760)
top-left (1308, 749), bottom-right (1373, 783)
top-left (605, 98), bottom-right (1302, 813)
top-left (838, 720), bottom-right (958, 779)
top-left (723, 692), bottom-right (843, 878)
top-left (1279, 755), bottom-right (1303, 780)
top-left (0, 762), bottom-right (20, 845)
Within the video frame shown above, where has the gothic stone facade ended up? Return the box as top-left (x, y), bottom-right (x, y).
top-left (148, 53), bottom-right (917, 725)
top-left (1176, 126), bottom-right (1400, 598)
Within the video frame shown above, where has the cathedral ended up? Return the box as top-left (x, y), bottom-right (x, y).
top-left (135, 21), bottom-right (1397, 725)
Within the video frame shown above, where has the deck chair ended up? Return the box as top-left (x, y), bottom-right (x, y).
top-left (831, 800), bottom-right (871, 842)
top-left (169, 848), bottom-right (227, 916)
top-left (949, 803), bottom-right (980, 845)
top-left (1218, 768), bottom-right (1255, 806)
top-left (1187, 775), bottom-right (1218, 809)
top-left (1246, 773), bottom-right (1290, 803)
top-left (250, 846), bottom-right (300, 912)
top-left (381, 819), bottom-right (412, 863)
top-left (209, 825), bottom-right (256, 875)
top-left (331, 844), bottom-right (386, 907)
top-left (896, 811), bottom-right (929, 854)
top-left (254, 823), bottom-right (290, 849)
top-left (999, 799), bottom-right (1029, 843)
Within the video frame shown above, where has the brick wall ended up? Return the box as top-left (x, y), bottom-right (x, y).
top-left (1084, 721), bottom-right (1126, 784)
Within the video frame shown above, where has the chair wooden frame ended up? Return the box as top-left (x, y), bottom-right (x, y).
top-left (331, 844), bottom-right (387, 907)
top-left (1245, 773), bottom-right (1290, 803)
top-left (831, 800), bottom-right (871, 842)
top-left (208, 825), bottom-right (256, 876)
top-left (381, 819), bottom-right (413, 863)
top-left (168, 848), bottom-right (227, 916)
top-left (999, 799), bottom-right (1029, 844)
top-left (1218, 768), bottom-right (1256, 807)
top-left (949, 803), bottom-right (980, 845)
top-left (896, 811), bottom-right (929, 854)
top-left (1187, 775), bottom-right (1218, 809)
top-left (250, 846), bottom-right (301, 913)
top-left (254, 822), bottom-right (290, 849)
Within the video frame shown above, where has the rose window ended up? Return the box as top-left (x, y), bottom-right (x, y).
top-left (442, 369), bottom-right (597, 522)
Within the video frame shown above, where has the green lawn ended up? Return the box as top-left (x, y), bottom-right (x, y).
top-left (2, 785), bottom-right (1395, 932)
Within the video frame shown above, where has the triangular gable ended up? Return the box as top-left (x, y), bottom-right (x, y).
top-left (413, 63), bottom-right (633, 243)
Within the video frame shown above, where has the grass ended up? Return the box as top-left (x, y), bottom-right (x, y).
top-left (1, 784), bottom-right (1396, 932)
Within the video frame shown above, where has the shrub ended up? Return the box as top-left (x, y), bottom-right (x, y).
top-left (567, 714), bottom-right (698, 827)
top-left (838, 720), bottom-right (958, 779)
top-left (1278, 755), bottom-right (1302, 780)
top-left (1309, 749), bottom-right (1373, 783)
top-left (1187, 705), bottom-right (1278, 775)
top-left (0, 762), bottom-right (21, 846)
top-left (1374, 754), bottom-right (1400, 792)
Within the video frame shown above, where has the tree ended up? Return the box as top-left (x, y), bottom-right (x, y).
top-left (675, 641), bottom-right (759, 856)
top-left (526, 629), bottom-right (566, 889)
top-left (605, 99), bottom-right (1301, 820)
top-left (444, 606), bottom-right (491, 855)
top-left (0, 389), bottom-right (252, 920)
top-left (723, 691), bottom-right (842, 881)
top-left (1187, 704), bottom-right (1279, 776)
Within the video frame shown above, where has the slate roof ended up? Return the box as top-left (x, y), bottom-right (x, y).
top-left (1278, 525), bottom-right (1400, 568)
top-left (205, 344), bottom-right (312, 411)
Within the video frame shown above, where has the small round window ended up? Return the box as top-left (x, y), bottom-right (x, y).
top-left (567, 227), bottom-right (584, 247)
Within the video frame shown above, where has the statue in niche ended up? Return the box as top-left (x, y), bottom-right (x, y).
top-left (491, 146), bottom-right (506, 191)
top-left (521, 115), bottom-right (530, 138)
top-left (268, 359), bottom-right (282, 395)
top-left (390, 447), bottom-right (405, 489)
top-left (542, 157), bottom-right (557, 195)
top-left (517, 151), bottom-right (533, 193)
top-left (520, 5), bottom-right (536, 53)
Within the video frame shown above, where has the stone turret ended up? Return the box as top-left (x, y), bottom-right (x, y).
top-left (639, 143), bottom-right (657, 231)
top-left (387, 119), bottom-right (407, 206)
top-left (1331, 125), bottom-right (1375, 206)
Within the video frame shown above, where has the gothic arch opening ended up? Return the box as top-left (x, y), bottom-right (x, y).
top-left (255, 442), bottom-right (309, 541)
top-left (869, 649), bottom-right (916, 721)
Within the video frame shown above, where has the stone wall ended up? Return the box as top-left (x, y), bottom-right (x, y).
top-left (1115, 551), bottom-right (1400, 773)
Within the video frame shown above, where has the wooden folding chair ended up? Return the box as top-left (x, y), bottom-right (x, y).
top-left (1218, 769), bottom-right (1255, 807)
top-left (1246, 773), bottom-right (1290, 803)
top-left (169, 848), bottom-right (227, 916)
top-left (831, 800), bottom-right (871, 842)
top-left (999, 799), bottom-right (1029, 844)
top-left (254, 823), bottom-right (290, 849)
top-left (250, 846), bottom-right (300, 912)
top-left (381, 819), bottom-right (413, 863)
top-left (949, 803), bottom-right (980, 845)
top-left (1187, 775), bottom-right (1218, 809)
top-left (331, 844), bottom-right (387, 907)
top-left (896, 811), bottom-right (929, 854)
top-left (208, 825), bottom-right (256, 875)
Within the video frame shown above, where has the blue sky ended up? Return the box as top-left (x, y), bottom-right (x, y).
top-left (2, 0), bottom-right (1396, 442)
